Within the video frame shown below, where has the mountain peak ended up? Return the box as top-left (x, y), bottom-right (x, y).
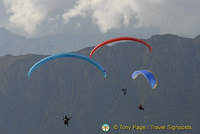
top-left (150, 34), bottom-right (180, 39)
top-left (0, 27), bottom-right (14, 35)
top-left (194, 34), bottom-right (200, 40)
top-left (0, 27), bottom-right (9, 33)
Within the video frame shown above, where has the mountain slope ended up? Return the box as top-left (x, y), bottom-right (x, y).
top-left (0, 34), bottom-right (199, 134)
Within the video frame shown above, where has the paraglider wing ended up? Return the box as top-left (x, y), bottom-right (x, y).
top-left (131, 70), bottom-right (157, 89)
top-left (90, 37), bottom-right (152, 58)
top-left (28, 53), bottom-right (106, 78)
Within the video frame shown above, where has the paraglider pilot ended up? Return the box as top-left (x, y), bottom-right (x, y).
top-left (121, 88), bottom-right (127, 95)
top-left (62, 115), bottom-right (71, 126)
top-left (139, 104), bottom-right (144, 110)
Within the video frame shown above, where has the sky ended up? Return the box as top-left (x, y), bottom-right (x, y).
top-left (0, 0), bottom-right (200, 38)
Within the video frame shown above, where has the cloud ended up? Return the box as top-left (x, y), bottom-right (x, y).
top-left (2, 0), bottom-right (74, 35)
top-left (3, 0), bottom-right (48, 34)
top-left (63, 0), bottom-right (139, 33)
top-left (1, 0), bottom-right (200, 37)
top-left (63, 0), bottom-right (200, 37)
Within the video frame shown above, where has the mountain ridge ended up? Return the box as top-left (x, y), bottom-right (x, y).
top-left (0, 27), bottom-right (199, 56)
top-left (0, 33), bottom-right (199, 133)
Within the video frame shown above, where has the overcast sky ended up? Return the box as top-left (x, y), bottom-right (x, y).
top-left (0, 0), bottom-right (200, 38)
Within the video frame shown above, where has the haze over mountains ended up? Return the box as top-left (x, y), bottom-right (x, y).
top-left (0, 28), bottom-right (199, 133)
top-left (0, 27), bottom-right (135, 56)
top-left (1, 27), bottom-right (199, 56)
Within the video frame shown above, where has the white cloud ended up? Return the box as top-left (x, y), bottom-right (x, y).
top-left (63, 0), bottom-right (139, 33)
top-left (1, 0), bottom-right (200, 37)
top-left (62, 0), bottom-right (200, 37)
top-left (2, 0), bottom-right (74, 35)
top-left (3, 0), bottom-right (48, 34)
